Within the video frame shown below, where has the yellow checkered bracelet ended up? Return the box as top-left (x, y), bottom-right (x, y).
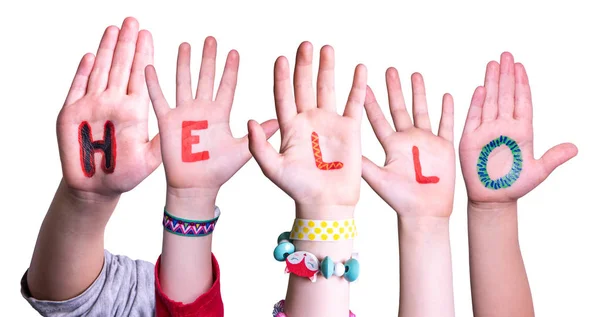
top-left (289, 218), bottom-right (356, 241)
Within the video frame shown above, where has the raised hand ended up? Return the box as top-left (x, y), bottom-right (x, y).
top-left (248, 42), bottom-right (367, 213)
top-left (56, 17), bottom-right (160, 196)
top-left (459, 52), bottom-right (577, 203)
top-left (145, 37), bottom-right (278, 195)
top-left (362, 69), bottom-right (455, 217)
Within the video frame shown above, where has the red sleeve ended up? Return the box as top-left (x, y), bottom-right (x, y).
top-left (155, 253), bottom-right (224, 317)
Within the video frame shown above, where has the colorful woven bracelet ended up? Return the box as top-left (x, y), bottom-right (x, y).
top-left (289, 218), bottom-right (357, 241)
top-left (163, 207), bottom-right (221, 237)
top-left (274, 232), bottom-right (360, 282)
top-left (273, 300), bottom-right (356, 317)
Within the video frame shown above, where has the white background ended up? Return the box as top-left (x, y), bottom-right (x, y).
top-left (0, 0), bottom-right (598, 315)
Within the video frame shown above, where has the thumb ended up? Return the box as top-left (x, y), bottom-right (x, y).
top-left (145, 133), bottom-right (163, 174)
top-left (361, 156), bottom-right (385, 192)
top-left (236, 119), bottom-right (279, 164)
top-left (539, 142), bottom-right (578, 177)
top-left (248, 119), bottom-right (281, 178)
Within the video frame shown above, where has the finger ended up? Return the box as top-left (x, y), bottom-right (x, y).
top-left (498, 52), bottom-right (516, 119)
top-left (64, 53), bottom-right (95, 106)
top-left (462, 86), bottom-right (486, 134)
top-left (175, 42), bottom-right (193, 105)
top-left (215, 50), bottom-right (240, 113)
top-left (144, 133), bottom-right (163, 175)
top-left (273, 56), bottom-right (296, 126)
top-left (196, 36), bottom-right (218, 101)
top-left (343, 64), bottom-right (368, 120)
top-left (514, 63), bottom-right (533, 121)
top-left (539, 143), bottom-right (578, 180)
top-left (316, 45), bottom-right (336, 112)
top-left (364, 86), bottom-right (394, 143)
top-left (386, 67), bottom-right (412, 131)
top-left (438, 93), bottom-right (454, 143)
top-left (411, 73), bottom-right (431, 131)
top-left (482, 61), bottom-right (500, 122)
top-left (127, 30), bottom-right (154, 97)
top-left (144, 65), bottom-right (170, 118)
top-left (88, 26), bottom-right (119, 93)
top-left (108, 17), bottom-right (140, 92)
top-left (248, 119), bottom-right (282, 179)
top-left (293, 41), bottom-right (316, 113)
top-left (361, 156), bottom-right (386, 192)
top-left (238, 119), bottom-right (279, 160)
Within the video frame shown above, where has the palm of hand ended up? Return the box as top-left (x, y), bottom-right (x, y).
top-left (362, 70), bottom-right (456, 217)
top-left (58, 94), bottom-right (154, 194)
top-left (378, 128), bottom-right (455, 216)
top-left (57, 20), bottom-right (159, 196)
top-left (249, 42), bottom-right (367, 207)
top-left (460, 119), bottom-right (539, 203)
top-left (157, 101), bottom-right (248, 189)
top-left (146, 39), bottom-right (278, 191)
top-left (459, 53), bottom-right (577, 203)
top-left (276, 110), bottom-right (361, 206)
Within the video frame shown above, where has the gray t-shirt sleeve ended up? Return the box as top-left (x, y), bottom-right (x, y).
top-left (21, 250), bottom-right (155, 317)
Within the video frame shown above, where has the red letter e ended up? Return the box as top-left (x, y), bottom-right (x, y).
top-left (182, 121), bottom-right (209, 162)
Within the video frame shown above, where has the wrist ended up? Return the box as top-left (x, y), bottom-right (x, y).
top-left (166, 186), bottom-right (218, 219)
top-left (52, 180), bottom-right (119, 232)
top-left (59, 180), bottom-right (120, 214)
top-left (468, 200), bottom-right (518, 222)
top-left (398, 216), bottom-right (450, 241)
top-left (295, 203), bottom-right (355, 220)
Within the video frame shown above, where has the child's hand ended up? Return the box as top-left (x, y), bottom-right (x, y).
top-left (145, 37), bottom-right (278, 197)
top-left (459, 52), bottom-right (577, 204)
top-left (56, 18), bottom-right (160, 197)
top-left (361, 70), bottom-right (455, 218)
top-left (248, 42), bottom-right (367, 218)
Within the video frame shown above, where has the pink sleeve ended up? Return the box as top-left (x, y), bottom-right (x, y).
top-left (155, 253), bottom-right (224, 317)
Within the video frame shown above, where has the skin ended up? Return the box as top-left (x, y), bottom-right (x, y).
top-left (459, 52), bottom-right (578, 317)
top-left (361, 69), bottom-right (456, 317)
top-left (27, 17), bottom-right (161, 300)
top-left (145, 37), bottom-right (278, 303)
top-left (248, 42), bottom-right (367, 317)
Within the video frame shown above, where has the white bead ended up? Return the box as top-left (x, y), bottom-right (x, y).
top-left (334, 262), bottom-right (345, 277)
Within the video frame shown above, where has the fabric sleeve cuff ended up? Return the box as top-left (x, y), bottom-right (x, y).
top-left (155, 253), bottom-right (223, 317)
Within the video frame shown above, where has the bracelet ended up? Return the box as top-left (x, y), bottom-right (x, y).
top-left (163, 207), bottom-right (221, 237)
top-left (289, 218), bottom-right (356, 241)
top-left (273, 300), bottom-right (356, 317)
top-left (274, 232), bottom-right (360, 282)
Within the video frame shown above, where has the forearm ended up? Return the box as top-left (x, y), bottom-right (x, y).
top-left (467, 201), bottom-right (533, 317)
top-left (284, 204), bottom-right (354, 317)
top-left (159, 187), bottom-right (217, 303)
top-left (398, 216), bottom-right (455, 317)
top-left (27, 179), bottom-right (118, 300)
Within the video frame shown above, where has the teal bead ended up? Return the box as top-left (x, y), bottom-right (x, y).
top-left (344, 258), bottom-right (360, 282)
top-left (273, 241), bottom-right (295, 262)
top-left (277, 231), bottom-right (291, 244)
top-left (320, 256), bottom-right (334, 279)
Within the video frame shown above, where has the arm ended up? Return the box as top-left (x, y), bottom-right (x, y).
top-left (26, 17), bottom-right (160, 301)
top-left (144, 37), bottom-right (278, 314)
top-left (458, 52), bottom-right (578, 317)
top-left (249, 42), bottom-right (367, 316)
top-left (284, 205), bottom-right (354, 316)
top-left (27, 181), bottom-right (117, 300)
top-left (361, 70), bottom-right (456, 317)
top-left (398, 217), bottom-right (454, 317)
top-left (467, 202), bottom-right (533, 316)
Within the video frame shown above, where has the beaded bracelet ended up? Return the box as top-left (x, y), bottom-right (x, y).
top-left (273, 300), bottom-right (356, 317)
top-left (274, 232), bottom-right (360, 282)
top-left (163, 207), bottom-right (221, 237)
